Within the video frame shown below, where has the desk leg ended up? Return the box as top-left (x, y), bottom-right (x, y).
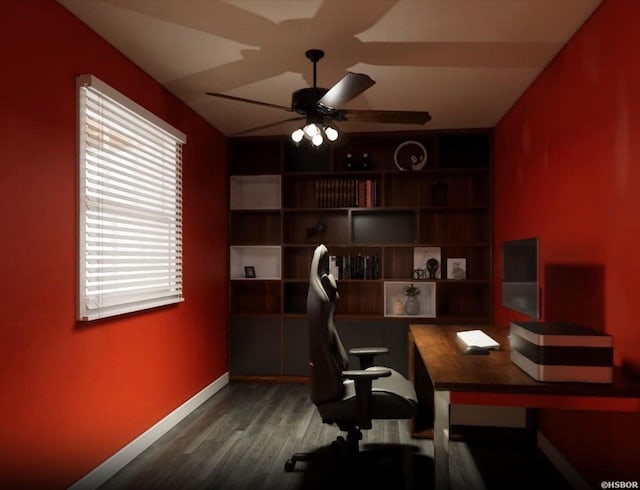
top-left (434, 390), bottom-right (451, 490)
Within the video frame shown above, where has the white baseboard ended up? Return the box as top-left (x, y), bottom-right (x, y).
top-left (537, 430), bottom-right (592, 490)
top-left (69, 372), bottom-right (229, 490)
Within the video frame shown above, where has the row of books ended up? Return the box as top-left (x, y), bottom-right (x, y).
top-left (315, 178), bottom-right (378, 208)
top-left (329, 254), bottom-right (381, 280)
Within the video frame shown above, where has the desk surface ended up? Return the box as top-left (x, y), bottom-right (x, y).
top-left (410, 324), bottom-right (640, 398)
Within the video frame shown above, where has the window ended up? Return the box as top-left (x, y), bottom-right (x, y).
top-left (77, 75), bottom-right (186, 321)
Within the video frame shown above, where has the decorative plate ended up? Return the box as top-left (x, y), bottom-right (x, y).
top-left (394, 140), bottom-right (427, 171)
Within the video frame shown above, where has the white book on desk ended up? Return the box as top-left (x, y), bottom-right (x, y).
top-left (456, 329), bottom-right (500, 350)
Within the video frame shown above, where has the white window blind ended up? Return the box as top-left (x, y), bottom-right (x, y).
top-left (77, 75), bottom-right (186, 321)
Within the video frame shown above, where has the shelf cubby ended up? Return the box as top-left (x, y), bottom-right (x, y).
top-left (436, 281), bottom-right (490, 319)
top-left (335, 281), bottom-right (384, 316)
top-left (419, 209), bottom-right (489, 244)
top-left (230, 175), bottom-right (281, 209)
top-left (230, 280), bottom-right (281, 315)
top-left (229, 210), bottom-right (281, 245)
top-left (230, 245), bottom-right (281, 280)
top-left (383, 246), bottom-right (415, 280)
top-left (438, 171), bottom-right (490, 207)
top-left (283, 281), bottom-right (309, 315)
top-left (384, 281), bottom-right (436, 318)
top-left (282, 246), bottom-right (315, 280)
top-left (229, 138), bottom-right (281, 174)
top-left (351, 209), bottom-right (416, 244)
top-left (443, 245), bottom-right (490, 280)
top-left (437, 132), bottom-right (491, 169)
top-left (283, 209), bottom-right (349, 244)
top-left (384, 173), bottom-right (423, 207)
top-left (284, 140), bottom-right (330, 172)
top-left (283, 174), bottom-right (380, 209)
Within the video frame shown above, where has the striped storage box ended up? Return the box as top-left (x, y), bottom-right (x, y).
top-left (510, 321), bottom-right (613, 383)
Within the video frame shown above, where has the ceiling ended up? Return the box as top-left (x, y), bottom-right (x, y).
top-left (58, 0), bottom-right (602, 138)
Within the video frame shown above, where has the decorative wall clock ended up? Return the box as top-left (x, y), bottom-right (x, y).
top-left (394, 140), bottom-right (427, 171)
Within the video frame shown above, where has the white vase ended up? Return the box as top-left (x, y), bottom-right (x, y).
top-left (404, 296), bottom-right (420, 315)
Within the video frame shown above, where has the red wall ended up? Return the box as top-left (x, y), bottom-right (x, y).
top-left (494, 0), bottom-right (640, 483)
top-left (0, 1), bottom-right (228, 487)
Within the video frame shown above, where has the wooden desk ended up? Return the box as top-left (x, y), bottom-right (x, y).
top-left (409, 324), bottom-right (640, 489)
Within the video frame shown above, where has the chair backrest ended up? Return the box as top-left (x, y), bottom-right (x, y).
top-left (308, 244), bottom-right (349, 404)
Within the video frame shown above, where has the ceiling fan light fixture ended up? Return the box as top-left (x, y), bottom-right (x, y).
top-left (303, 123), bottom-right (320, 138)
top-left (291, 128), bottom-right (304, 143)
top-left (291, 122), bottom-right (338, 147)
top-left (324, 125), bottom-right (338, 142)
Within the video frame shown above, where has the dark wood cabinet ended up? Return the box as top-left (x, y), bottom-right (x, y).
top-left (228, 130), bottom-right (493, 379)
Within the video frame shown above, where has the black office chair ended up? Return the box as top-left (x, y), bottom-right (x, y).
top-left (285, 244), bottom-right (417, 472)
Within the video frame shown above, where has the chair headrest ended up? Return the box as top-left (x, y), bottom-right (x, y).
top-left (310, 244), bottom-right (330, 302)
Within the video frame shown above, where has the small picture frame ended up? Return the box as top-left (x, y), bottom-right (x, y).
top-left (244, 266), bottom-right (256, 279)
top-left (414, 246), bottom-right (441, 279)
top-left (447, 258), bottom-right (467, 280)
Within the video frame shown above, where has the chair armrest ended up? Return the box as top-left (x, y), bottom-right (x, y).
top-left (349, 347), bottom-right (389, 356)
top-left (341, 368), bottom-right (391, 429)
top-left (341, 367), bottom-right (391, 380)
top-left (348, 347), bottom-right (390, 369)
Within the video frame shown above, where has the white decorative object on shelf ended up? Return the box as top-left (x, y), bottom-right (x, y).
top-left (392, 297), bottom-right (405, 315)
top-left (414, 246), bottom-right (441, 279)
top-left (447, 258), bottom-right (467, 280)
top-left (394, 140), bottom-right (427, 171)
top-left (383, 281), bottom-right (435, 318)
top-left (230, 175), bottom-right (281, 209)
top-left (230, 246), bottom-right (281, 279)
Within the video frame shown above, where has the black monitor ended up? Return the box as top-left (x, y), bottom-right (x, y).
top-left (501, 237), bottom-right (539, 319)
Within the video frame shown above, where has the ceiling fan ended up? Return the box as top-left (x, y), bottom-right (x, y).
top-left (206, 49), bottom-right (431, 144)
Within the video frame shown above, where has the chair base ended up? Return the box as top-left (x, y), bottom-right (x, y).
top-left (284, 427), bottom-right (362, 472)
top-left (284, 452), bottom-right (310, 472)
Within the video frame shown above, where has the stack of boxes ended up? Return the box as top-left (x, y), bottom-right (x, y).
top-left (510, 321), bottom-right (613, 383)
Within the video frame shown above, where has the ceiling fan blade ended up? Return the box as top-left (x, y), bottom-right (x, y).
top-left (338, 109), bottom-right (432, 125)
top-left (316, 72), bottom-right (375, 111)
top-left (230, 116), bottom-right (306, 136)
top-left (206, 92), bottom-right (292, 112)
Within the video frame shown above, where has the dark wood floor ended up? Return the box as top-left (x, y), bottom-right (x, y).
top-left (100, 383), bottom-right (571, 490)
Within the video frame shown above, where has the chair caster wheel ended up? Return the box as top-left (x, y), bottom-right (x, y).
top-left (284, 460), bottom-right (295, 472)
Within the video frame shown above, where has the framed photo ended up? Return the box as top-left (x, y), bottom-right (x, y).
top-left (447, 258), bottom-right (467, 280)
top-left (244, 266), bottom-right (256, 279)
top-left (413, 246), bottom-right (441, 279)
